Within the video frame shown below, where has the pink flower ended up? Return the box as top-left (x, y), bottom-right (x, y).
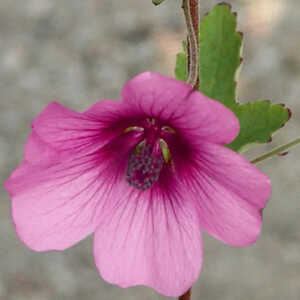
top-left (4, 72), bottom-right (271, 297)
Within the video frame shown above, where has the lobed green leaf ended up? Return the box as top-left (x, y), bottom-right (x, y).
top-left (228, 101), bottom-right (291, 152)
top-left (199, 3), bottom-right (242, 109)
top-left (175, 3), bottom-right (291, 152)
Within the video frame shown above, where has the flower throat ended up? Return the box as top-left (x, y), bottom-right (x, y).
top-left (125, 118), bottom-right (173, 190)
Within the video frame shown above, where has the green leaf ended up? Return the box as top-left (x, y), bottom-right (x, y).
top-left (175, 42), bottom-right (188, 82)
top-left (175, 3), bottom-right (242, 107)
top-left (152, 0), bottom-right (166, 5)
top-left (174, 3), bottom-right (291, 152)
top-left (228, 101), bottom-right (291, 152)
top-left (175, 52), bottom-right (185, 81)
top-left (199, 3), bottom-right (242, 109)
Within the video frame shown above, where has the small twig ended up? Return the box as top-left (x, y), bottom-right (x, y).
top-left (251, 138), bottom-right (300, 164)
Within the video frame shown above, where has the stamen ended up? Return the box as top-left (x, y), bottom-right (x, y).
top-left (123, 126), bottom-right (144, 133)
top-left (161, 126), bottom-right (176, 134)
top-left (159, 138), bottom-right (172, 163)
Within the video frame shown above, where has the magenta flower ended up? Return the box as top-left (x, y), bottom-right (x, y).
top-left (4, 72), bottom-right (270, 297)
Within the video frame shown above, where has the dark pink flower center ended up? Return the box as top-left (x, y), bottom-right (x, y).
top-left (125, 118), bottom-right (173, 190)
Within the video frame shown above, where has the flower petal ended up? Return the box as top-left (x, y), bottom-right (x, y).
top-left (25, 130), bottom-right (60, 164)
top-left (93, 177), bottom-right (202, 297)
top-left (177, 142), bottom-right (271, 246)
top-left (121, 71), bottom-right (193, 120)
top-left (5, 130), bottom-right (59, 182)
top-left (84, 99), bottom-right (146, 135)
top-left (199, 142), bottom-right (271, 210)
top-left (121, 71), bottom-right (239, 144)
top-left (176, 91), bottom-right (239, 145)
top-left (6, 161), bottom-right (101, 251)
top-left (4, 126), bottom-right (141, 251)
top-left (32, 101), bottom-right (121, 153)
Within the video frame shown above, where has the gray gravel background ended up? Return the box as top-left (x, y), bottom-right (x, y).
top-left (0, 0), bottom-right (300, 299)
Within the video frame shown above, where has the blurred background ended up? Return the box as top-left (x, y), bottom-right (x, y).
top-left (0, 0), bottom-right (299, 299)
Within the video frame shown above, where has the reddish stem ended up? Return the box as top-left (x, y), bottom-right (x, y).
top-left (182, 0), bottom-right (199, 89)
top-left (190, 0), bottom-right (199, 89)
top-left (189, 0), bottom-right (199, 37)
top-left (179, 288), bottom-right (192, 300)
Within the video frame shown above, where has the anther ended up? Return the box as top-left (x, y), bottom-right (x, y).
top-left (123, 126), bottom-right (144, 133)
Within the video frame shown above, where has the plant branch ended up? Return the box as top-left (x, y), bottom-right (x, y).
top-left (182, 0), bottom-right (199, 89)
top-left (251, 138), bottom-right (300, 164)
